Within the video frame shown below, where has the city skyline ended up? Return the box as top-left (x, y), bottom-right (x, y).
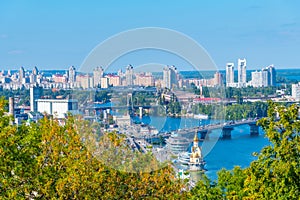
top-left (1, 1), bottom-right (300, 71)
top-left (0, 59), bottom-right (277, 91)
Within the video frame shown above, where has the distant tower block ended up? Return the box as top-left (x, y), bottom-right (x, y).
top-left (9, 97), bottom-right (14, 116)
top-left (226, 63), bottom-right (234, 87)
top-left (19, 66), bottom-right (25, 84)
top-left (125, 65), bottom-right (134, 86)
top-left (237, 58), bottom-right (247, 87)
top-left (68, 66), bottom-right (76, 83)
top-left (30, 86), bottom-right (42, 112)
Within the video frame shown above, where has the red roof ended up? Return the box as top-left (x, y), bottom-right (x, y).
top-left (194, 97), bottom-right (221, 101)
top-left (106, 74), bottom-right (119, 78)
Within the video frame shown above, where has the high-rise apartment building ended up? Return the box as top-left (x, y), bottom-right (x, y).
top-left (226, 63), bottom-right (234, 87)
top-left (267, 65), bottom-right (276, 86)
top-left (106, 74), bottom-right (121, 86)
top-left (125, 65), bottom-right (134, 86)
top-left (250, 65), bottom-right (276, 88)
top-left (32, 66), bottom-right (39, 75)
top-left (30, 66), bottom-right (39, 84)
top-left (19, 66), bottom-right (25, 84)
top-left (250, 71), bottom-right (262, 87)
top-left (237, 58), bottom-right (247, 87)
top-left (163, 65), bottom-right (177, 89)
top-left (292, 82), bottom-right (300, 101)
top-left (213, 72), bottom-right (223, 86)
top-left (76, 74), bottom-right (93, 89)
top-left (101, 77), bottom-right (109, 88)
top-left (68, 66), bottom-right (76, 83)
top-left (261, 68), bottom-right (269, 87)
top-left (135, 73), bottom-right (154, 87)
top-left (93, 66), bottom-right (104, 87)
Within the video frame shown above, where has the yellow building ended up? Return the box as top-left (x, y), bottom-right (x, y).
top-left (135, 73), bottom-right (154, 87)
top-left (100, 77), bottom-right (109, 88)
top-left (106, 74), bottom-right (121, 86)
top-left (189, 132), bottom-right (203, 171)
top-left (76, 74), bottom-right (93, 89)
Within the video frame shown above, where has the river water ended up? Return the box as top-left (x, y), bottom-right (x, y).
top-left (133, 116), bottom-right (270, 180)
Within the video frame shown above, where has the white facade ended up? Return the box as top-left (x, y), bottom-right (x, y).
top-left (19, 67), bottom-right (25, 84)
top-left (292, 82), bottom-right (300, 101)
top-left (37, 99), bottom-right (78, 118)
top-left (68, 66), bottom-right (76, 83)
top-left (261, 69), bottom-right (269, 87)
top-left (163, 65), bottom-right (177, 89)
top-left (250, 66), bottom-right (276, 88)
top-left (226, 63), bottom-right (234, 87)
top-left (81, 75), bottom-right (93, 89)
top-left (237, 58), bottom-right (247, 87)
top-left (125, 65), bottom-right (134, 86)
top-left (101, 77), bottom-right (109, 88)
top-left (93, 66), bottom-right (104, 87)
top-left (251, 71), bottom-right (262, 87)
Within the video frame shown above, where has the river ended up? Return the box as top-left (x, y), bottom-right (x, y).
top-left (132, 116), bottom-right (270, 180)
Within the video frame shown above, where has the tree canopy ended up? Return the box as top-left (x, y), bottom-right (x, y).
top-left (0, 97), bottom-right (184, 199)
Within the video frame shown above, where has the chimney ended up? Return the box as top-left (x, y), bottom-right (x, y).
top-left (9, 97), bottom-right (14, 117)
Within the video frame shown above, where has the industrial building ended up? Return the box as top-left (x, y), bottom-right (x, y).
top-left (36, 99), bottom-right (78, 118)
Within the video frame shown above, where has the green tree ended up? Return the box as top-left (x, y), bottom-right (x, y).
top-left (217, 166), bottom-right (247, 199)
top-left (243, 102), bottom-right (300, 199)
top-left (188, 175), bottom-right (222, 199)
top-left (0, 97), bottom-right (185, 199)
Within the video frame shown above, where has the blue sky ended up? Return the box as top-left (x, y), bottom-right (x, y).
top-left (0, 0), bottom-right (299, 72)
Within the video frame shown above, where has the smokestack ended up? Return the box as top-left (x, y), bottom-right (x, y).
top-left (9, 97), bottom-right (14, 116)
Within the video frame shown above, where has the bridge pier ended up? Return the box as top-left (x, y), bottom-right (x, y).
top-left (199, 129), bottom-right (208, 140)
top-left (222, 126), bottom-right (234, 139)
top-left (249, 121), bottom-right (259, 136)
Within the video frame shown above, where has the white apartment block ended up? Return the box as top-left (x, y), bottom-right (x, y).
top-left (292, 82), bottom-right (300, 101)
top-left (226, 63), bottom-right (234, 87)
top-left (237, 58), bottom-right (247, 87)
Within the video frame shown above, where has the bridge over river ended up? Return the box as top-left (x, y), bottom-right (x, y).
top-left (175, 119), bottom-right (260, 140)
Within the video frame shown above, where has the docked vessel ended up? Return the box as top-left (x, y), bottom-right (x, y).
top-left (166, 132), bottom-right (190, 155)
top-left (193, 113), bottom-right (209, 120)
top-left (177, 152), bottom-right (191, 165)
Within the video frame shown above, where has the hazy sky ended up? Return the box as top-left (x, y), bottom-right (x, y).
top-left (1, 0), bottom-right (299, 72)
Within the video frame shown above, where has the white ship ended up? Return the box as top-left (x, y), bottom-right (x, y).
top-left (177, 152), bottom-right (191, 165)
top-left (166, 132), bottom-right (190, 155)
top-left (193, 113), bottom-right (209, 120)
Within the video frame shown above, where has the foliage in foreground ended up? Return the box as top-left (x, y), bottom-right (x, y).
top-left (0, 98), bottom-right (184, 199)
